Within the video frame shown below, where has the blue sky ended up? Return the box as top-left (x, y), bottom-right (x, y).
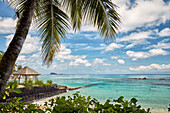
top-left (0, 0), bottom-right (170, 74)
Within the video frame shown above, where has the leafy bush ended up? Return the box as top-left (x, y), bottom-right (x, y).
top-left (44, 80), bottom-right (53, 86)
top-left (0, 92), bottom-right (152, 113)
top-left (7, 80), bottom-right (18, 89)
top-left (1, 80), bottom-right (21, 99)
top-left (23, 79), bottom-right (33, 90)
top-left (0, 97), bottom-right (43, 113)
top-left (35, 79), bottom-right (44, 86)
top-left (47, 80), bottom-right (53, 85)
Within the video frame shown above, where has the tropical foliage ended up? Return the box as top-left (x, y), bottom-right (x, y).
top-left (23, 79), bottom-right (34, 90)
top-left (0, 0), bottom-right (121, 96)
top-left (44, 80), bottom-right (53, 86)
top-left (0, 92), bottom-right (151, 113)
top-left (34, 79), bottom-right (44, 86)
top-left (1, 80), bottom-right (21, 99)
top-left (47, 80), bottom-right (53, 85)
top-left (17, 65), bottom-right (22, 71)
top-left (0, 97), bottom-right (43, 113)
top-left (5, 0), bottom-right (120, 65)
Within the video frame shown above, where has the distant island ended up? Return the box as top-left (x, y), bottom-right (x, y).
top-left (50, 72), bottom-right (63, 75)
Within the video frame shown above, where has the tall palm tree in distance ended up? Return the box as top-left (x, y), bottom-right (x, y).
top-left (0, 0), bottom-right (121, 96)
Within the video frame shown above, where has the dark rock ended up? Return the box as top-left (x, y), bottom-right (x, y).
top-left (0, 84), bottom-right (67, 103)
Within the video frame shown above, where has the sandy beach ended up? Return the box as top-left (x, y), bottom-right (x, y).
top-left (32, 91), bottom-right (68, 105)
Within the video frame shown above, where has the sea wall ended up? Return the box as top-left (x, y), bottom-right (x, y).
top-left (0, 84), bottom-right (67, 103)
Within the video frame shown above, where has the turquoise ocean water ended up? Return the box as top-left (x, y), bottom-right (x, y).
top-left (39, 74), bottom-right (170, 111)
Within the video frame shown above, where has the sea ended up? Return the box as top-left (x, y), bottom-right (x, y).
top-left (38, 74), bottom-right (170, 112)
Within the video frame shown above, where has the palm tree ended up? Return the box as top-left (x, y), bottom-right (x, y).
top-left (0, 50), bottom-right (17, 72)
top-left (0, 0), bottom-right (120, 96)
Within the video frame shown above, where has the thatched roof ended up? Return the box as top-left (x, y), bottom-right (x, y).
top-left (13, 66), bottom-right (40, 76)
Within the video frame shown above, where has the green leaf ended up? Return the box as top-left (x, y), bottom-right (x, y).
top-left (2, 94), bottom-right (6, 100)
top-left (35, 0), bottom-right (70, 65)
top-left (131, 98), bottom-right (138, 104)
top-left (114, 96), bottom-right (124, 103)
top-left (5, 91), bottom-right (9, 96)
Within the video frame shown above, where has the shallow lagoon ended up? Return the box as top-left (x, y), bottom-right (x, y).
top-left (39, 74), bottom-right (170, 112)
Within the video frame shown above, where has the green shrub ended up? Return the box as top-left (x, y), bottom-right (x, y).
top-left (23, 79), bottom-right (33, 90)
top-left (44, 80), bottom-right (53, 86)
top-left (0, 92), bottom-right (152, 113)
top-left (7, 80), bottom-right (18, 89)
top-left (34, 79), bottom-right (44, 86)
top-left (1, 80), bottom-right (21, 99)
top-left (47, 80), bottom-right (53, 85)
top-left (0, 97), bottom-right (43, 112)
top-left (44, 83), bottom-right (51, 86)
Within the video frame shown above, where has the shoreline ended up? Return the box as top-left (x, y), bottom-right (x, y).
top-left (32, 92), bottom-right (167, 113)
top-left (1, 82), bottom-right (168, 113)
top-left (32, 83), bottom-right (168, 113)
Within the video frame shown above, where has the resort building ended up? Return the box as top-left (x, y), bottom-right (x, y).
top-left (12, 66), bottom-right (40, 82)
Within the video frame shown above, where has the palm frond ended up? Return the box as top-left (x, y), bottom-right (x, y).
top-left (61, 0), bottom-right (120, 39)
top-left (61, 0), bottom-right (83, 32)
top-left (83, 0), bottom-right (121, 40)
top-left (35, 0), bottom-right (70, 65)
top-left (8, 0), bottom-right (27, 14)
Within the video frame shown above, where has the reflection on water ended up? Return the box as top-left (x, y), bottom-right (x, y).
top-left (39, 74), bottom-right (170, 111)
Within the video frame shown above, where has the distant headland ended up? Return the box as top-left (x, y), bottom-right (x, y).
top-left (50, 72), bottom-right (63, 75)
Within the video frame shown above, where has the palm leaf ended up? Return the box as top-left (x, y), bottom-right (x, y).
top-left (61, 0), bottom-right (121, 39)
top-left (8, 0), bottom-right (27, 15)
top-left (35, 0), bottom-right (70, 65)
top-left (61, 0), bottom-right (83, 32)
top-left (4, 0), bottom-right (120, 65)
top-left (83, 0), bottom-right (121, 39)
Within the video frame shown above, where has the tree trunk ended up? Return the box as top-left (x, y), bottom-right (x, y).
top-left (0, 0), bottom-right (36, 97)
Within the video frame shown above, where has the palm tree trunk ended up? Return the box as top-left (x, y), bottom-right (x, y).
top-left (0, 0), bottom-right (36, 97)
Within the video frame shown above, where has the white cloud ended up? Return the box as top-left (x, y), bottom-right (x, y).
top-left (118, 31), bottom-right (153, 42)
top-left (130, 63), bottom-right (170, 71)
top-left (111, 56), bottom-right (118, 59)
top-left (117, 59), bottom-right (125, 64)
top-left (77, 46), bottom-right (105, 51)
top-left (80, 24), bottom-right (98, 32)
top-left (160, 38), bottom-right (170, 43)
top-left (17, 55), bottom-right (26, 61)
top-left (132, 58), bottom-right (137, 61)
top-left (55, 44), bottom-right (87, 61)
top-left (6, 34), bottom-right (40, 54)
top-left (103, 63), bottom-right (111, 66)
top-left (118, 31), bottom-right (154, 49)
top-left (113, 0), bottom-right (170, 32)
top-left (126, 49), bottom-right (169, 60)
top-left (149, 49), bottom-right (169, 56)
top-left (0, 17), bottom-right (36, 34)
top-left (69, 58), bottom-right (91, 67)
top-left (54, 44), bottom-right (92, 67)
top-left (145, 42), bottom-right (170, 49)
top-left (158, 28), bottom-right (170, 37)
top-left (94, 58), bottom-right (106, 64)
top-left (103, 42), bottom-right (124, 52)
top-left (93, 58), bottom-right (111, 66)
top-left (30, 52), bottom-right (40, 58)
top-left (0, 17), bottom-right (17, 34)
